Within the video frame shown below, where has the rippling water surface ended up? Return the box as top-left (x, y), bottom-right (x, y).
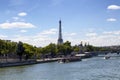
top-left (0, 55), bottom-right (120, 80)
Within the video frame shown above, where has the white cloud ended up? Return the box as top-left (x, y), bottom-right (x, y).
top-left (20, 30), bottom-right (27, 33)
top-left (0, 35), bottom-right (8, 39)
top-left (18, 12), bottom-right (27, 17)
top-left (107, 18), bottom-right (117, 22)
top-left (12, 17), bottom-right (25, 21)
top-left (0, 22), bottom-right (36, 29)
top-left (69, 33), bottom-right (77, 36)
top-left (11, 34), bottom-right (57, 47)
top-left (103, 31), bottom-right (113, 35)
top-left (12, 17), bottom-right (19, 21)
top-left (41, 28), bottom-right (57, 35)
top-left (83, 30), bottom-right (120, 46)
top-left (86, 32), bottom-right (97, 37)
top-left (103, 30), bottom-right (120, 35)
top-left (8, 28), bottom-right (120, 47)
top-left (64, 32), bottom-right (77, 37)
top-left (107, 5), bottom-right (120, 10)
top-left (85, 35), bottom-right (120, 46)
top-left (10, 28), bottom-right (58, 47)
top-left (10, 30), bottom-right (120, 47)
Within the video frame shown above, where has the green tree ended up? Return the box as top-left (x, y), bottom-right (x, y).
top-left (57, 44), bottom-right (65, 55)
top-left (23, 43), bottom-right (37, 59)
top-left (86, 45), bottom-right (94, 52)
top-left (73, 45), bottom-right (79, 52)
top-left (47, 43), bottom-right (57, 58)
top-left (16, 41), bottom-right (25, 61)
top-left (40, 43), bottom-right (57, 58)
top-left (63, 41), bottom-right (72, 55)
top-left (57, 41), bottom-right (72, 56)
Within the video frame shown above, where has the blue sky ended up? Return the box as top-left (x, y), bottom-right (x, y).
top-left (0, 0), bottom-right (120, 46)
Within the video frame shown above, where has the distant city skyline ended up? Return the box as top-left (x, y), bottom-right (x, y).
top-left (0, 0), bottom-right (120, 47)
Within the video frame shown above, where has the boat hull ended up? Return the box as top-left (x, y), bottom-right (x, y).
top-left (58, 57), bottom-right (81, 63)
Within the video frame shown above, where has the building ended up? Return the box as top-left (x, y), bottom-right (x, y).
top-left (57, 20), bottom-right (63, 45)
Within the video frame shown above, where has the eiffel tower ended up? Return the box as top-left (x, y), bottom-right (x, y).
top-left (57, 20), bottom-right (63, 45)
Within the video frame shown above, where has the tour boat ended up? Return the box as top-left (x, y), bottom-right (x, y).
top-left (104, 56), bottom-right (110, 59)
top-left (58, 57), bottom-right (81, 63)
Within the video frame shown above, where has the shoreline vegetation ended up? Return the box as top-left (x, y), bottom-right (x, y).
top-left (0, 39), bottom-right (120, 67)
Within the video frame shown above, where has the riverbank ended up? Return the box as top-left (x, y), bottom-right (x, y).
top-left (0, 57), bottom-right (82, 67)
top-left (0, 60), bottom-right (37, 68)
top-left (0, 58), bottom-right (60, 68)
top-left (0, 53), bottom-right (93, 68)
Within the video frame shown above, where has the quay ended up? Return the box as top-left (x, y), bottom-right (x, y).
top-left (0, 58), bottom-right (60, 68)
top-left (0, 60), bottom-right (37, 68)
top-left (0, 53), bottom-right (93, 67)
top-left (0, 57), bottom-right (80, 67)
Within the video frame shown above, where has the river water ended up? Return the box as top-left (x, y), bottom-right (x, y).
top-left (0, 55), bottom-right (120, 80)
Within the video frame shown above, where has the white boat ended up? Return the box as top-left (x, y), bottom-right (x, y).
top-left (104, 56), bottom-right (110, 59)
top-left (58, 57), bottom-right (81, 63)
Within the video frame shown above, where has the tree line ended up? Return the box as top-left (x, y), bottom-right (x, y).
top-left (0, 39), bottom-right (114, 61)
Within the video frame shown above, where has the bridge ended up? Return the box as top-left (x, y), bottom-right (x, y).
top-left (97, 52), bottom-right (120, 58)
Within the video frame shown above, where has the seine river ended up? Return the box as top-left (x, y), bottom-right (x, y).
top-left (0, 54), bottom-right (120, 80)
